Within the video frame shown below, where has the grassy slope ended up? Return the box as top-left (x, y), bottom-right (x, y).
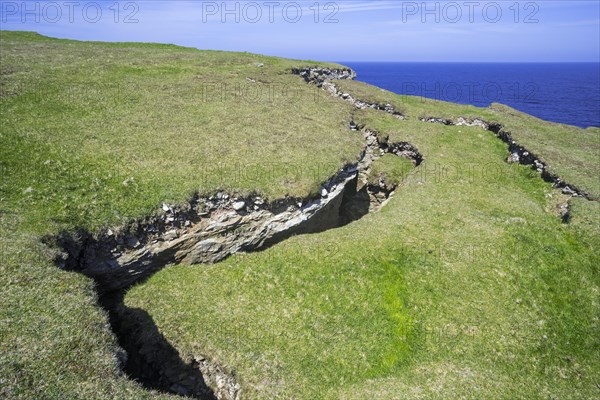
top-left (129, 116), bottom-right (599, 399)
top-left (1, 32), bottom-right (599, 399)
top-left (336, 79), bottom-right (600, 199)
top-left (368, 154), bottom-right (414, 187)
top-left (0, 31), bottom-right (357, 398)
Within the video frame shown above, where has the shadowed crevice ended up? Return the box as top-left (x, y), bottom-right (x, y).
top-left (100, 291), bottom-right (219, 399)
top-left (50, 108), bottom-right (420, 399)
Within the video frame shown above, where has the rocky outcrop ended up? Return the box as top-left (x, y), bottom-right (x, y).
top-left (57, 136), bottom-right (421, 294)
top-left (293, 66), bottom-right (590, 203)
top-left (292, 67), bottom-right (406, 120)
top-left (323, 81), bottom-right (407, 120)
top-left (291, 66), bottom-right (356, 85)
top-left (382, 141), bottom-right (423, 166)
top-left (57, 165), bottom-right (359, 294)
top-left (337, 125), bottom-right (422, 222)
top-left (196, 357), bottom-right (241, 400)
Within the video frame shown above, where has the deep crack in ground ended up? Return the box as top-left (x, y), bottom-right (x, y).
top-left (53, 65), bottom-right (592, 399)
top-left (52, 67), bottom-right (420, 400)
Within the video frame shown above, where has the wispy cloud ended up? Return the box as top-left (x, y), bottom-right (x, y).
top-left (1, 0), bottom-right (597, 61)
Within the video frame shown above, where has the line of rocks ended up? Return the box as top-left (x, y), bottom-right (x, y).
top-left (292, 66), bottom-right (590, 201)
top-left (56, 164), bottom-right (359, 294)
top-left (292, 67), bottom-right (425, 216)
top-left (293, 66), bottom-right (592, 224)
top-left (368, 134), bottom-right (423, 207)
top-left (322, 82), bottom-right (407, 120)
top-left (355, 129), bottom-right (397, 213)
top-left (195, 357), bottom-right (240, 400)
top-left (291, 66), bottom-right (356, 85)
top-left (420, 116), bottom-right (589, 199)
top-left (292, 67), bottom-right (406, 120)
top-left (383, 141), bottom-right (423, 166)
top-left (349, 122), bottom-right (422, 215)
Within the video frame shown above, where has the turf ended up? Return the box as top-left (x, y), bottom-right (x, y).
top-left (336, 79), bottom-right (600, 199)
top-left (368, 154), bottom-right (415, 187)
top-left (1, 31), bottom-right (598, 399)
top-left (127, 116), bottom-right (599, 400)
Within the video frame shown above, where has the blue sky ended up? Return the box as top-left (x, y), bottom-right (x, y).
top-left (1, 0), bottom-right (599, 62)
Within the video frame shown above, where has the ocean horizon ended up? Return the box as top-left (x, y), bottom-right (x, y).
top-left (339, 62), bottom-right (600, 128)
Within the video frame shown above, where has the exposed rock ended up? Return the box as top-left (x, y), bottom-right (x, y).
top-left (385, 141), bottom-right (423, 166)
top-left (455, 117), bottom-right (489, 129)
top-left (163, 230), bottom-right (179, 242)
top-left (125, 235), bottom-right (140, 248)
top-left (298, 73), bottom-right (407, 120)
top-left (420, 116), bottom-right (589, 200)
top-left (291, 66), bottom-right (356, 86)
top-left (52, 66), bottom-right (427, 400)
top-left (195, 357), bottom-right (241, 400)
top-left (57, 164), bottom-right (366, 295)
top-left (420, 117), bottom-right (453, 125)
top-left (292, 65), bottom-right (591, 217)
top-left (232, 201), bottom-right (246, 212)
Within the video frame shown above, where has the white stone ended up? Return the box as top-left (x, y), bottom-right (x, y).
top-left (233, 201), bottom-right (246, 211)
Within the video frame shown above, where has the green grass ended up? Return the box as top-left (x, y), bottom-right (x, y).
top-left (1, 31), bottom-right (360, 233)
top-left (368, 154), bottom-right (414, 187)
top-left (337, 79), bottom-right (600, 199)
top-left (1, 31), bottom-right (599, 399)
top-left (127, 116), bottom-right (599, 399)
top-left (0, 30), bottom-right (358, 398)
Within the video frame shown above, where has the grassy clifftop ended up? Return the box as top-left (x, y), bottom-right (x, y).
top-left (335, 79), bottom-right (600, 199)
top-left (1, 31), bottom-right (598, 399)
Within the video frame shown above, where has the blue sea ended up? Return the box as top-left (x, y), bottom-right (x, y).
top-left (340, 63), bottom-right (600, 128)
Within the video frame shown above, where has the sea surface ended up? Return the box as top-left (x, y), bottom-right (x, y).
top-left (339, 62), bottom-right (600, 128)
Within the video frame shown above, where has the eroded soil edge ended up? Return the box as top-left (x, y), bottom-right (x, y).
top-left (50, 77), bottom-right (421, 399)
top-left (293, 67), bottom-right (593, 222)
top-left (49, 65), bottom-right (593, 399)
